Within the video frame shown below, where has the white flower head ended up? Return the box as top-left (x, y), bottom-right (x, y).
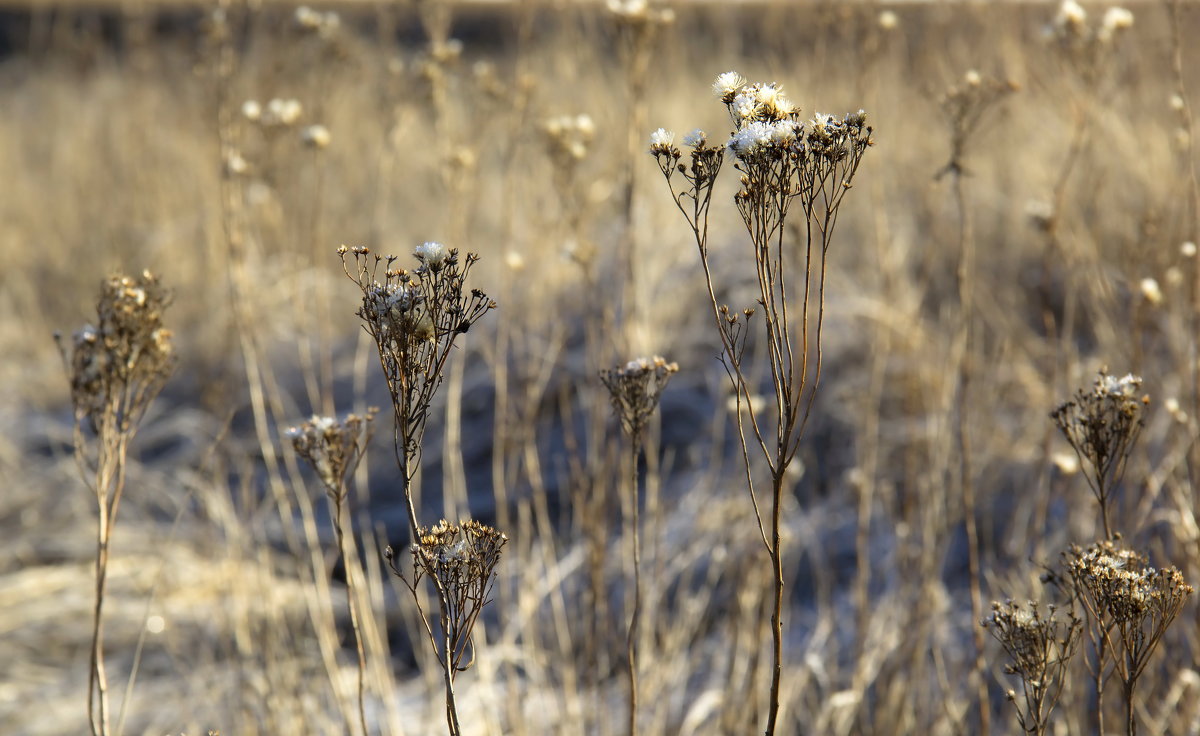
top-left (415, 241), bottom-right (449, 268)
top-left (1056, 0), bottom-right (1087, 29)
top-left (1140, 277), bottom-right (1163, 305)
top-left (965, 69), bottom-right (982, 87)
top-left (712, 71), bottom-right (746, 101)
top-left (727, 121), bottom-right (776, 159)
top-left (1102, 7), bottom-right (1134, 32)
top-left (1098, 372), bottom-right (1142, 398)
top-left (683, 128), bottom-right (707, 147)
top-left (241, 99), bottom-right (262, 121)
top-left (649, 127), bottom-right (675, 154)
top-left (732, 90), bottom-right (760, 121)
top-left (878, 10), bottom-right (898, 30)
top-left (1183, 241), bottom-right (1198, 258)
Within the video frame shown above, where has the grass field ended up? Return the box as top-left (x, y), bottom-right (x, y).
top-left (3, 1), bottom-right (1200, 734)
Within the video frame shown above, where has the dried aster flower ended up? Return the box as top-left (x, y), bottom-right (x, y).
top-left (386, 519), bottom-right (507, 674)
top-left (983, 599), bottom-right (1081, 736)
top-left (1064, 540), bottom-right (1193, 734)
top-left (340, 244), bottom-right (495, 535)
top-left (287, 410), bottom-right (376, 498)
top-left (55, 270), bottom-right (176, 736)
top-left (600, 356), bottom-right (679, 439)
top-left (57, 271), bottom-right (176, 434)
top-left (1051, 371), bottom-right (1146, 537)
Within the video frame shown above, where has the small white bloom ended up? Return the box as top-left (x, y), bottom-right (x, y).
top-left (1182, 241), bottom-right (1197, 258)
top-left (575, 114), bottom-right (596, 139)
top-left (683, 129), bottom-right (706, 147)
top-left (1170, 94), bottom-right (1186, 112)
top-left (1056, 0), bottom-right (1087, 28)
top-left (732, 90), bottom-right (759, 121)
top-left (415, 241), bottom-right (449, 267)
top-left (241, 99), bottom-right (262, 121)
top-left (649, 127), bottom-right (675, 153)
top-left (712, 71), bottom-right (746, 100)
top-left (1102, 7), bottom-right (1133, 32)
top-left (964, 69), bottom-right (982, 87)
top-left (1140, 277), bottom-right (1163, 305)
top-left (878, 10), bottom-right (898, 31)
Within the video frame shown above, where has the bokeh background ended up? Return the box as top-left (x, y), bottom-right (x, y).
top-left (3, 1), bottom-right (1200, 734)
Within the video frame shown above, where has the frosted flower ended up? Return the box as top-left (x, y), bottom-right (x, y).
top-left (1183, 241), bottom-right (1197, 258)
top-left (1098, 372), bottom-right (1141, 398)
top-left (769, 120), bottom-right (797, 145)
top-left (732, 90), bottom-right (760, 121)
top-left (712, 71), bottom-right (746, 101)
top-left (649, 127), bottom-right (675, 154)
top-left (300, 124), bottom-right (331, 149)
top-left (728, 121), bottom-right (777, 159)
top-left (1051, 451), bottom-right (1080, 475)
top-left (878, 10), bottom-right (898, 30)
top-left (225, 151), bottom-right (249, 176)
top-left (415, 241), bottom-right (449, 268)
top-left (965, 69), bottom-right (982, 87)
top-left (1140, 277), bottom-right (1163, 305)
top-left (1171, 94), bottom-right (1186, 112)
top-left (682, 129), bottom-right (706, 147)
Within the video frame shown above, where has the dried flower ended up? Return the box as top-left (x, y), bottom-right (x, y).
top-left (600, 355), bottom-right (679, 438)
top-left (1051, 371), bottom-right (1145, 536)
top-left (288, 410), bottom-right (376, 497)
top-left (983, 599), bottom-right (1080, 736)
top-left (712, 71), bottom-right (746, 103)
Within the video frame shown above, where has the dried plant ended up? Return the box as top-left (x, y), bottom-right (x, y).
top-left (982, 599), bottom-right (1081, 735)
top-left (1051, 372), bottom-right (1146, 538)
top-left (287, 410), bottom-right (378, 736)
top-left (342, 242), bottom-right (496, 734)
top-left (599, 355), bottom-right (679, 736)
top-left (55, 271), bottom-right (176, 736)
top-left (339, 243), bottom-right (495, 538)
top-left (651, 72), bottom-right (873, 734)
top-left (1063, 540), bottom-right (1194, 736)
top-left (386, 519), bottom-right (507, 736)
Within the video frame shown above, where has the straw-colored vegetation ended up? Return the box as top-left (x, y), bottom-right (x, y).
top-left (4, 1), bottom-right (1200, 734)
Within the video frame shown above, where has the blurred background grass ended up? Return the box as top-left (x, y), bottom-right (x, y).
top-left (3, 1), bottom-right (1200, 734)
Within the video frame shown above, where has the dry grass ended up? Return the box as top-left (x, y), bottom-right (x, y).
top-left (4, 1), bottom-right (1200, 734)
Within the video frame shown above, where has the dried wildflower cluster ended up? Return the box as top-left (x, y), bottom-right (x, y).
top-left (937, 69), bottom-right (1019, 178)
top-left (982, 600), bottom-right (1081, 735)
top-left (1066, 541), bottom-right (1193, 632)
top-left (287, 410), bottom-right (376, 497)
top-left (387, 519), bottom-right (508, 672)
top-left (599, 356), bottom-right (679, 438)
top-left (340, 244), bottom-right (495, 469)
top-left (1051, 372), bottom-right (1145, 536)
top-left (651, 72), bottom-right (873, 256)
top-left (57, 271), bottom-right (176, 431)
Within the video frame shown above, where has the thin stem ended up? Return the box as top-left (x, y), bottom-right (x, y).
top-left (626, 430), bottom-right (643, 736)
top-left (764, 470), bottom-right (785, 736)
top-left (334, 496), bottom-right (370, 736)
